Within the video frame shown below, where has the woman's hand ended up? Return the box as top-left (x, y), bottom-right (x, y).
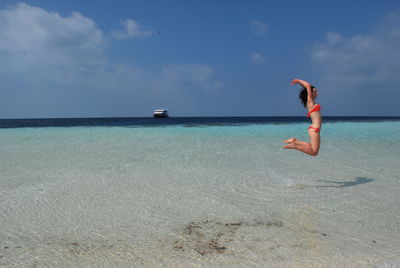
top-left (290, 79), bottom-right (310, 88)
top-left (290, 79), bottom-right (301, 85)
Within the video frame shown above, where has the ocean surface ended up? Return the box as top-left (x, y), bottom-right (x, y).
top-left (1, 117), bottom-right (400, 267)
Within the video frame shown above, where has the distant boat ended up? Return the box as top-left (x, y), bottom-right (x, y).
top-left (153, 109), bottom-right (169, 118)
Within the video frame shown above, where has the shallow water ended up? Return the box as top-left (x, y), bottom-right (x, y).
top-left (0, 121), bottom-right (400, 267)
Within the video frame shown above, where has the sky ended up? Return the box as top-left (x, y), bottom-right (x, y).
top-left (0, 0), bottom-right (399, 118)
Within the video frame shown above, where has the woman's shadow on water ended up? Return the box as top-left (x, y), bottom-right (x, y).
top-left (316, 177), bottom-right (374, 188)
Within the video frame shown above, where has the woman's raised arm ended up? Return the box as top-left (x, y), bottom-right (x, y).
top-left (290, 79), bottom-right (314, 104)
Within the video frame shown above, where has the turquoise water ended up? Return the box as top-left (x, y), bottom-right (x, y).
top-left (0, 121), bottom-right (400, 267)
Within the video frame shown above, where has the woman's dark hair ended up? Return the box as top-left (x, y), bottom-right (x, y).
top-left (299, 85), bottom-right (315, 107)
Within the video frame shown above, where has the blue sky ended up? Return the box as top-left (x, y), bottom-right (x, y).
top-left (0, 0), bottom-right (399, 118)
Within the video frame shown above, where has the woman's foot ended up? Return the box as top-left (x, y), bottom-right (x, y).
top-left (284, 138), bottom-right (296, 144)
top-left (283, 142), bottom-right (296, 149)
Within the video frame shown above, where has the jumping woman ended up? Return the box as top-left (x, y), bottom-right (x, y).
top-left (283, 79), bottom-right (321, 156)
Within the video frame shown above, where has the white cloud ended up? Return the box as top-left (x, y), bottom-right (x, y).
top-left (0, 3), bottom-right (221, 92)
top-left (0, 2), bottom-right (105, 82)
top-left (112, 19), bottom-right (152, 40)
top-left (311, 12), bottom-right (400, 89)
top-left (150, 64), bottom-right (223, 94)
top-left (0, 3), bottom-right (223, 118)
top-left (82, 63), bottom-right (223, 94)
top-left (251, 52), bottom-right (265, 64)
top-left (250, 20), bottom-right (269, 36)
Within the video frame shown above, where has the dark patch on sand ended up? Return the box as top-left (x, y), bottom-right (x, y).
top-left (60, 240), bottom-right (115, 255)
top-left (0, 238), bottom-right (149, 267)
top-left (172, 219), bottom-right (284, 256)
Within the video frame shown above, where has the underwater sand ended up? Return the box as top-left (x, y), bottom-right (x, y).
top-left (0, 121), bottom-right (400, 267)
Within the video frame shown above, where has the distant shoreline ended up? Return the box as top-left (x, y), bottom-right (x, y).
top-left (1, 115), bottom-right (400, 120)
top-left (1, 116), bottom-right (400, 129)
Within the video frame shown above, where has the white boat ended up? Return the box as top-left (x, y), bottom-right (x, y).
top-left (153, 109), bottom-right (169, 118)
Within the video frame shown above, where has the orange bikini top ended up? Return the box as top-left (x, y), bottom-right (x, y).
top-left (307, 104), bottom-right (321, 118)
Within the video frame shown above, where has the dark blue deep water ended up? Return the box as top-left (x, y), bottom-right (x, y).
top-left (1, 116), bottom-right (400, 129)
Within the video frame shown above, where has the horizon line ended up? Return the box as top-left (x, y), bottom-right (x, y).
top-left (1, 115), bottom-right (400, 120)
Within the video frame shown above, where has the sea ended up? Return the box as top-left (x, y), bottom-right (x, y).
top-left (0, 117), bottom-right (400, 268)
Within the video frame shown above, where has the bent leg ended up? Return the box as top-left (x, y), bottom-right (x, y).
top-left (283, 139), bottom-right (316, 156)
top-left (308, 131), bottom-right (320, 156)
top-left (283, 132), bottom-right (320, 156)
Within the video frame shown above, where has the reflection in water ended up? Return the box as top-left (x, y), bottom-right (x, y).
top-left (317, 177), bottom-right (374, 188)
